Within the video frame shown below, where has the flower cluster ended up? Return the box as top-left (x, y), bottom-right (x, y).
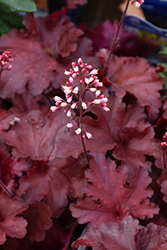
top-left (50, 58), bottom-right (110, 139)
top-left (161, 132), bottom-right (167, 148)
top-left (0, 50), bottom-right (13, 74)
top-left (130, 0), bottom-right (144, 7)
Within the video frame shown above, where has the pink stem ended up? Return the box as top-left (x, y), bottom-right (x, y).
top-left (0, 179), bottom-right (14, 198)
top-left (62, 222), bottom-right (78, 250)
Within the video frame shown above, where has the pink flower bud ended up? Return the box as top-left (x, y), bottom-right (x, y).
top-left (86, 65), bottom-right (92, 69)
top-left (78, 58), bottom-right (83, 64)
top-left (95, 90), bottom-right (101, 97)
top-left (64, 70), bottom-right (72, 76)
top-left (103, 106), bottom-right (110, 112)
top-left (85, 131), bottom-right (93, 139)
top-left (89, 69), bottom-right (98, 75)
top-left (75, 128), bottom-right (81, 135)
top-left (7, 65), bottom-right (12, 70)
top-left (92, 99), bottom-right (101, 104)
top-left (69, 77), bottom-right (74, 83)
top-left (54, 96), bottom-right (62, 102)
top-left (61, 102), bottom-right (67, 107)
top-left (90, 88), bottom-right (97, 92)
top-left (71, 103), bottom-right (77, 109)
top-left (67, 110), bottom-right (72, 117)
top-left (82, 102), bottom-right (87, 110)
top-left (66, 123), bottom-right (74, 128)
top-left (67, 96), bottom-right (73, 103)
top-left (50, 106), bottom-right (59, 112)
top-left (73, 86), bottom-right (79, 94)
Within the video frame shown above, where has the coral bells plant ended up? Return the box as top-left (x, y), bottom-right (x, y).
top-left (1, 0), bottom-right (167, 249)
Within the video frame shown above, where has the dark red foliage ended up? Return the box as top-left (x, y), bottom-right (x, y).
top-left (0, 1), bottom-right (166, 250)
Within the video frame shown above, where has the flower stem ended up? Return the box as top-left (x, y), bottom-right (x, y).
top-left (103, 0), bottom-right (131, 77)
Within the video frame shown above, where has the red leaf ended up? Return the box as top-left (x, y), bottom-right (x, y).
top-left (23, 13), bottom-right (84, 58)
top-left (137, 223), bottom-right (167, 250)
top-left (99, 51), bottom-right (163, 118)
top-left (0, 194), bottom-right (28, 245)
top-left (16, 161), bottom-right (70, 217)
top-left (163, 98), bottom-right (167, 120)
top-left (0, 29), bottom-right (58, 98)
top-left (70, 154), bottom-right (159, 227)
top-left (72, 216), bottom-right (140, 250)
top-left (21, 202), bottom-right (52, 242)
top-left (1, 109), bottom-right (64, 161)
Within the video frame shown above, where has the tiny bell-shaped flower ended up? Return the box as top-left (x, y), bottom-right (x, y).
top-left (66, 123), bottom-right (74, 128)
top-left (75, 128), bottom-right (82, 135)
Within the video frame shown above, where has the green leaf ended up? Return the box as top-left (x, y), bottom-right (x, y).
top-left (0, 0), bottom-right (36, 13)
top-left (0, 20), bottom-right (11, 35)
top-left (159, 47), bottom-right (167, 55)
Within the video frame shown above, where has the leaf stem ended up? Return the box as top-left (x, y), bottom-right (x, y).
top-left (162, 147), bottom-right (166, 170)
top-left (0, 179), bottom-right (14, 198)
top-left (103, 0), bottom-right (131, 77)
top-left (62, 221), bottom-right (78, 250)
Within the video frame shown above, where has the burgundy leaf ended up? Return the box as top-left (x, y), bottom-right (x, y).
top-left (23, 13), bottom-right (84, 58)
top-left (0, 109), bottom-right (15, 132)
top-left (16, 161), bottom-right (70, 217)
top-left (0, 29), bottom-right (58, 98)
top-left (99, 51), bottom-right (163, 118)
top-left (70, 154), bottom-right (159, 227)
top-left (1, 109), bottom-right (64, 161)
top-left (0, 194), bottom-right (28, 245)
top-left (21, 202), bottom-right (52, 242)
top-left (163, 98), bottom-right (167, 120)
top-left (86, 19), bottom-right (149, 57)
top-left (72, 216), bottom-right (140, 250)
top-left (137, 223), bottom-right (167, 250)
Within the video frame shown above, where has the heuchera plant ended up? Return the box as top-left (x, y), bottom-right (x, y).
top-left (0, 0), bottom-right (167, 249)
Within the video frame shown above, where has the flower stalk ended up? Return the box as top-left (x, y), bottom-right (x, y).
top-left (103, 0), bottom-right (144, 77)
top-left (50, 58), bottom-right (110, 165)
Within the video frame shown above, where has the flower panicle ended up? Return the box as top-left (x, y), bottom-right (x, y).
top-left (50, 58), bottom-right (110, 138)
top-left (0, 49), bottom-right (13, 73)
top-left (161, 132), bottom-right (167, 148)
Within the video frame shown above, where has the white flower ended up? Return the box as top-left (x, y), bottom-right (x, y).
top-left (67, 110), bottom-right (72, 117)
top-left (61, 102), bottom-right (67, 107)
top-left (85, 131), bottom-right (93, 139)
top-left (66, 123), bottom-right (74, 128)
top-left (54, 96), bottom-right (62, 102)
top-left (89, 69), bottom-right (98, 75)
top-left (82, 102), bottom-right (87, 110)
top-left (95, 90), bottom-right (101, 97)
top-left (64, 70), bottom-right (72, 76)
top-left (75, 128), bottom-right (81, 135)
top-left (92, 99), bottom-right (101, 104)
top-left (50, 106), bottom-right (59, 112)
top-left (73, 86), bottom-right (79, 94)
top-left (103, 106), bottom-right (110, 112)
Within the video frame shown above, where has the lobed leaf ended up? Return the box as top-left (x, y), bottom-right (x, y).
top-left (70, 154), bottom-right (159, 227)
top-left (0, 194), bottom-right (28, 245)
top-left (72, 216), bottom-right (140, 250)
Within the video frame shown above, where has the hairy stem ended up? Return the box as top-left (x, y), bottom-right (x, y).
top-left (78, 81), bottom-right (90, 166)
top-left (103, 0), bottom-right (131, 77)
